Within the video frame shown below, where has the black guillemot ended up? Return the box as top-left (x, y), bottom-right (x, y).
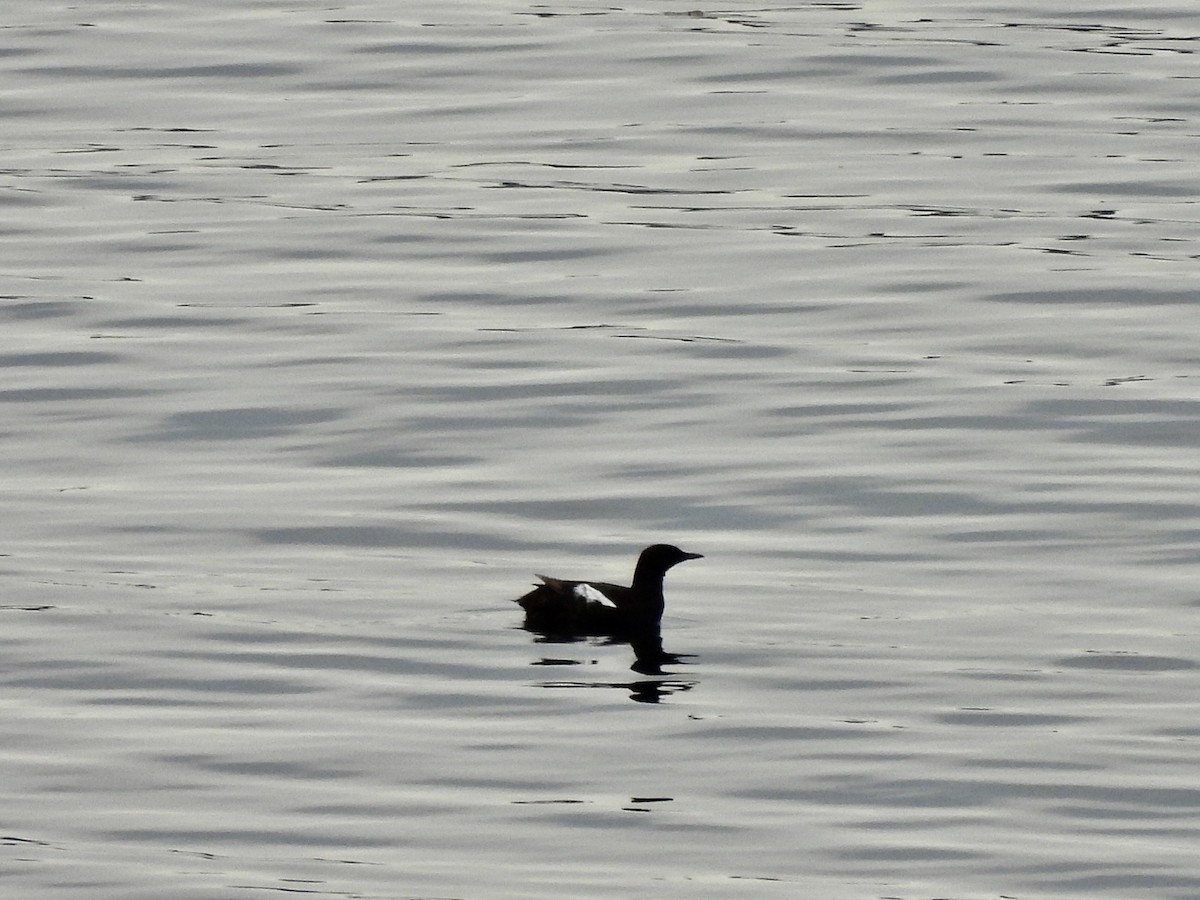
top-left (514, 543), bottom-right (702, 672)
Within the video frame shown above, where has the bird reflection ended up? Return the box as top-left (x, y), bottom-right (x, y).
top-left (534, 676), bottom-right (696, 704)
top-left (627, 679), bottom-right (694, 703)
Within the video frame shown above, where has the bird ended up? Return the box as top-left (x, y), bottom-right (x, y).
top-left (514, 544), bottom-right (702, 671)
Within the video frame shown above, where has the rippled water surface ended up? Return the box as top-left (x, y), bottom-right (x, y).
top-left (4, 2), bottom-right (1199, 897)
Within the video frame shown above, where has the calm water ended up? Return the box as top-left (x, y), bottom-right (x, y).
top-left (3, 2), bottom-right (1199, 897)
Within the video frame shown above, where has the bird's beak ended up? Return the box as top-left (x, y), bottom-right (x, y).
top-left (683, 552), bottom-right (704, 560)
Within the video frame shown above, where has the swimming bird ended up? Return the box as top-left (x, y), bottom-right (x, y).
top-left (515, 543), bottom-right (702, 671)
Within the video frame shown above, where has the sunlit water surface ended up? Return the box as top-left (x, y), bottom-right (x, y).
top-left (3, 2), bottom-right (1199, 898)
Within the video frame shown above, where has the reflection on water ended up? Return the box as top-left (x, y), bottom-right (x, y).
top-left (534, 678), bottom-right (697, 705)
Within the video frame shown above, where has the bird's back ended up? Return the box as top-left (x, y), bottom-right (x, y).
top-left (516, 577), bottom-right (633, 634)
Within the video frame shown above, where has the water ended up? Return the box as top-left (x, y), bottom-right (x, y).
top-left (3, 2), bottom-right (1199, 897)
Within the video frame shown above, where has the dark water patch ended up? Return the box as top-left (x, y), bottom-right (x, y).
top-left (1032, 870), bottom-right (1200, 895)
top-left (25, 63), bottom-right (304, 80)
top-left (1010, 499), bottom-right (1200, 521)
top-left (768, 401), bottom-right (919, 420)
top-left (617, 335), bottom-right (791, 360)
top-left (420, 289), bottom-right (569, 307)
top-left (942, 528), bottom-right (1062, 543)
top-left (877, 279), bottom-right (973, 294)
top-left (1055, 651), bottom-right (1197, 671)
top-left (1050, 802), bottom-right (1200, 822)
top-left (1005, 782), bottom-right (1200, 809)
top-left (1009, 394), bottom-right (1200, 426)
top-left (1031, 394), bottom-right (1200, 425)
top-left (398, 409), bottom-right (603, 431)
top-left (834, 844), bottom-right (985, 862)
top-left (0, 188), bottom-right (52, 210)
top-left (0, 350), bottom-right (117, 367)
top-left (937, 709), bottom-right (1090, 727)
top-left (104, 828), bottom-right (394, 848)
top-left (0, 657), bottom-right (109, 674)
top-left (139, 406), bottom-right (343, 441)
top-left (957, 670), bottom-right (1052, 682)
top-left (0, 387), bottom-right (148, 402)
top-left (370, 229), bottom-right (449, 246)
top-left (318, 450), bottom-right (478, 468)
top-left (1061, 420), bottom-right (1200, 448)
top-left (356, 39), bottom-right (548, 56)
top-left (744, 777), bottom-right (1200, 811)
top-left (809, 53), bottom-right (946, 67)
top-left (475, 247), bottom-right (614, 264)
top-left (82, 694), bottom-right (226, 708)
top-left (690, 724), bottom-right (880, 742)
top-left (409, 377), bottom-right (678, 402)
top-left (488, 180), bottom-right (735, 198)
top-left (877, 69), bottom-right (1000, 85)
top-left (649, 326), bottom-right (764, 348)
top-left (424, 775), bottom-right (574, 792)
top-left (99, 315), bottom-right (252, 330)
top-left (161, 754), bottom-right (358, 779)
top-left (1052, 179), bottom-right (1194, 197)
top-left (693, 65), bottom-right (854, 84)
top-left (982, 287), bottom-right (1195, 305)
top-left (1155, 725), bottom-right (1200, 738)
top-left (960, 757), bottom-right (1102, 771)
top-left (60, 175), bottom-right (186, 195)
top-left (295, 801), bottom-right (449, 817)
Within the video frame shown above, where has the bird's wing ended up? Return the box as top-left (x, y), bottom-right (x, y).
top-left (572, 582), bottom-right (617, 609)
top-left (534, 574), bottom-right (570, 592)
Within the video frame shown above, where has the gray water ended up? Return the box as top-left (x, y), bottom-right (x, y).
top-left (3, 2), bottom-right (1199, 898)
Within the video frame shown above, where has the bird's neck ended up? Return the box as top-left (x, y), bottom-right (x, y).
top-left (630, 567), bottom-right (667, 624)
top-left (630, 563), bottom-right (666, 596)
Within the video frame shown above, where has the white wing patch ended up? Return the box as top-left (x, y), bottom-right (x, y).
top-left (573, 582), bottom-right (616, 608)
